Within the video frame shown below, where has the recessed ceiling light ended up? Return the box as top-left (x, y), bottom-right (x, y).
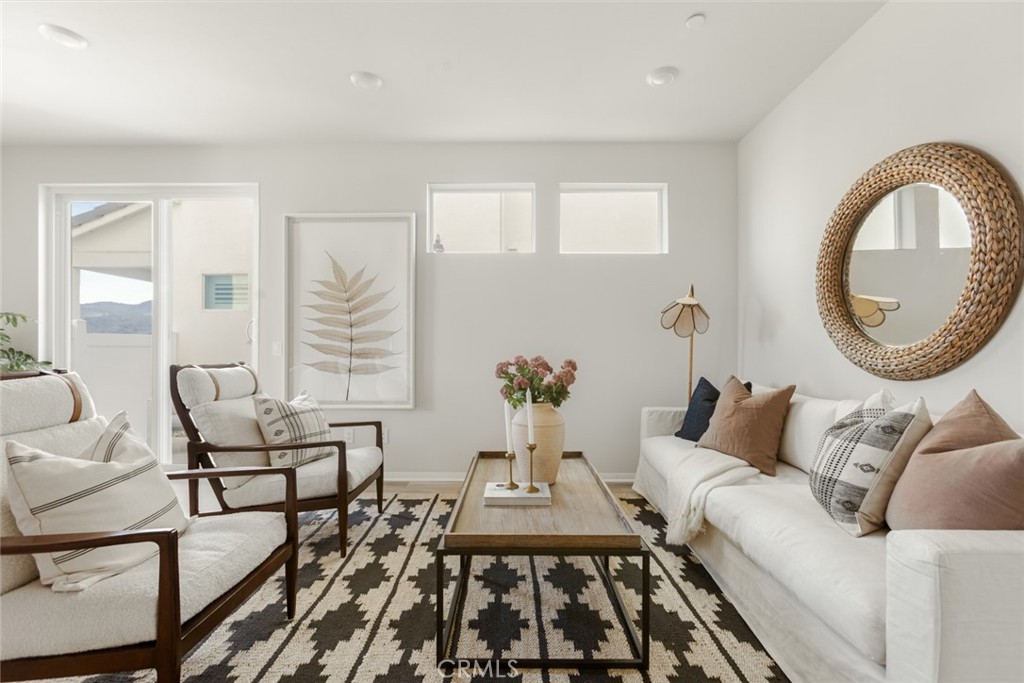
top-left (38, 23), bottom-right (89, 50)
top-left (646, 66), bottom-right (680, 87)
top-left (350, 71), bottom-right (384, 90)
top-left (686, 13), bottom-right (707, 29)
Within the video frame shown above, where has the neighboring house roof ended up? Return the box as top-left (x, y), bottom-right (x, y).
top-left (71, 202), bottom-right (133, 228)
top-left (71, 202), bottom-right (150, 238)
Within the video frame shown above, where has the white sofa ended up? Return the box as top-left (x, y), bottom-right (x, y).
top-left (633, 388), bottom-right (1024, 683)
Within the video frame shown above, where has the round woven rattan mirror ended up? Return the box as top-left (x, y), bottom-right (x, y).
top-left (816, 142), bottom-right (1023, 380)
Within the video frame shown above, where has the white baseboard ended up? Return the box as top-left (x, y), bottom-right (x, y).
top-left (600, 473), bottom-right (637, 485)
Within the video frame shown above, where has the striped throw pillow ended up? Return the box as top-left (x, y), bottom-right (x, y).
top-left (253, 392), bottom-right (335, 468)
top-left (809, 391), bottom-right (932, 536)
top-left (4, 412), bottom-right (190, 591)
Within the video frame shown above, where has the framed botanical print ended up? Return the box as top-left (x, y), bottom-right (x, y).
top-left (286, 213), bottom-right (415, 408)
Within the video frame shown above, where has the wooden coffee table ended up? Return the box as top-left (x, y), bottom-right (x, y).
top-left (436, 451), bottom-right (650, 671)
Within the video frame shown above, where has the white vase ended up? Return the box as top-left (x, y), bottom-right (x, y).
top-left (511, 403), bottom-right (565, 484)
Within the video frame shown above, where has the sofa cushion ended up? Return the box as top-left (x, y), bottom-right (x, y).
top-left (190, 397), bottom-right (269, 489)
top-left (253, 392), bottom-right (334, 467)
top-left (1, 417), bottom-right (109, 594)
top-left (0, 511), bottom-right (285, 660)
top-left (778, 393), bottom-right (862, 473)
top-left (222, 446), bottom-right (382, 508)
top-left (704, 484), bottom-right (888, 664)
top-left (5, 414), bottom-right (190, 592)
top-left (697, 377), bottom-right (796, 475)
top-left (641, 436), bottom-right (808, 489)
top-left (888, 390), bottom-right (1024, 530)
top-left (809, 392), bottom-right (932, 536)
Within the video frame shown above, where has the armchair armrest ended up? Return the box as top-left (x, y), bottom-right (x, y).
top-left (886, 530), bottom-right (1024, 683)
top-left (168, 466), bottom-right (299, 546)
top-left (328, 420), bottom-right (384, 450)
top-left (188, 440), bottom-right (346, 456)
top-left (640, 407), bottom-right (687, 440)
top-left (1, 527), bottom-right (178, 556)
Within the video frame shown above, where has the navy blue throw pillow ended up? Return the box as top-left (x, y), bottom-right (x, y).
top-left (675, 377), bottom-right (752, 441)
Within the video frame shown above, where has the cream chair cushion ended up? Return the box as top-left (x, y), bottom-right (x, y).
top-left (222, 446), bottom-right (383, 508)
top-left (0, 511), bottom-right (285, 660)
top-left (189, 398), bottom-right (269, 488)
top-left (176, 366), bottom-right (266, 489)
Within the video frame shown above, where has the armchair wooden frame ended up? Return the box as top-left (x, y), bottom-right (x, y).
top-left (169, 364), bottom-right (385, 554)
top-left (1, 466), bottom-right (300, 683)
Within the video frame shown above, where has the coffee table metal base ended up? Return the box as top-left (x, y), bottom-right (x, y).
top-left (435, 543), bottom-right (650, 672)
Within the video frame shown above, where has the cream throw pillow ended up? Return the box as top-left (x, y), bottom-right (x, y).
top-left (4, 412), bottom-right (190, 591)
top-left (188, 397), bottom-right (269, 488)
top-left (253, 392), bottom-right (335, 468)
top-left (696, 376), bottom-right (796, 475)
top-left (809, 391), bottom-right (932, 536)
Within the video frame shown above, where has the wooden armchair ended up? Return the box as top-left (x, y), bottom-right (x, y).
top-left (169, 363), bottom-right (384, 554)
top-left (0, 371), bottom-right (300, 683)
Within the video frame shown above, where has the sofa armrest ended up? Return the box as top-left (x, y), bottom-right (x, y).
top-left (640, 407), bottom-right (686, 440)
top-left (886, 530), bottom-right (1024, 683)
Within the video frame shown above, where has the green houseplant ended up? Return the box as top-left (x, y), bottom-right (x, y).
top-left (1, 312), bottom-right (51, 373)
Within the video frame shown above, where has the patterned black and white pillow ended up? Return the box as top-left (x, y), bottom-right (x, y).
top-left (253, 392), bottom-right (335, 468)
top-left (4, 412), bottom-right (190, 591)
top-left (809, 391), bottom-right (932, 536)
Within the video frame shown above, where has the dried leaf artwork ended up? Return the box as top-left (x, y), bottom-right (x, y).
top-left (303, 253), bottom-right (400, 401)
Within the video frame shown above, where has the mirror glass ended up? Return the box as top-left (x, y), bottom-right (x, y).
top-left (847, 183), bottom-right (971, 345)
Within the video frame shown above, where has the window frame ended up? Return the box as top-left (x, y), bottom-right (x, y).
top-left (558, 182), bottom-right (669, 254)
top-left (426, 182), bottom-right (536, 254)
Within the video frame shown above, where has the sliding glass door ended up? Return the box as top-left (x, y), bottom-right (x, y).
top-left (43, 185), bottom-right (258, 463)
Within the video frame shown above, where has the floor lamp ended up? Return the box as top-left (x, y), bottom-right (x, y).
top-left (659, 284), bottom-right (710, 400)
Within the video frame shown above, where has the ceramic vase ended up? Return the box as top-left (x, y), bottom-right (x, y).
top-left (511, 402), bottom-right (565, 484)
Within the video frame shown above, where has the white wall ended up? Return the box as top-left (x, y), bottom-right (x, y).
top-left (0, 142), bottom-right (738, 477)
top-left (170, 198), bottom-right (254, 365)
top-left (738, 1), bottom-right (1024, 429)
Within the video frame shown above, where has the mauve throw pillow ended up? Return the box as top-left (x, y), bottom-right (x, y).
top-left (675, 377), bottom-right (752, 441)
top-left (887, 390), bottom-right (1024, 530)
top-left (696, 376), bottom-right (796, 475)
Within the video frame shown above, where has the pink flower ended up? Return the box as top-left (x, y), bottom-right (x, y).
top-left (513, 355), bottom-right (528, 365)
top-left (513, 376), bottom-right (529, 390)
top-left (499, 386), bottom-right (509, 399)
top-left (530, 356), bottom-right (552, 375)
top-left (494, 361), bottom-right (512, 378)
top-left (562, 359), bottom-right (578, 372)
top-left (559, 369), bottom-right (576, 386)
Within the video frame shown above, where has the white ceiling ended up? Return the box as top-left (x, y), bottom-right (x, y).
top-left (1, 1), bottom-right (883, 145)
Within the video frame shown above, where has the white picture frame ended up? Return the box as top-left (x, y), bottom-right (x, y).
top-left (286, 213), bottom-right (416, 408)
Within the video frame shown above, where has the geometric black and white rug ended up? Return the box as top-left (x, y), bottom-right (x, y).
top-left (67, 495), bottom-right (788, 683)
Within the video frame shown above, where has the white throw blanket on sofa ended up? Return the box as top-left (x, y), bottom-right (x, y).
top-left (665, 447), bottom-right (759, 545)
